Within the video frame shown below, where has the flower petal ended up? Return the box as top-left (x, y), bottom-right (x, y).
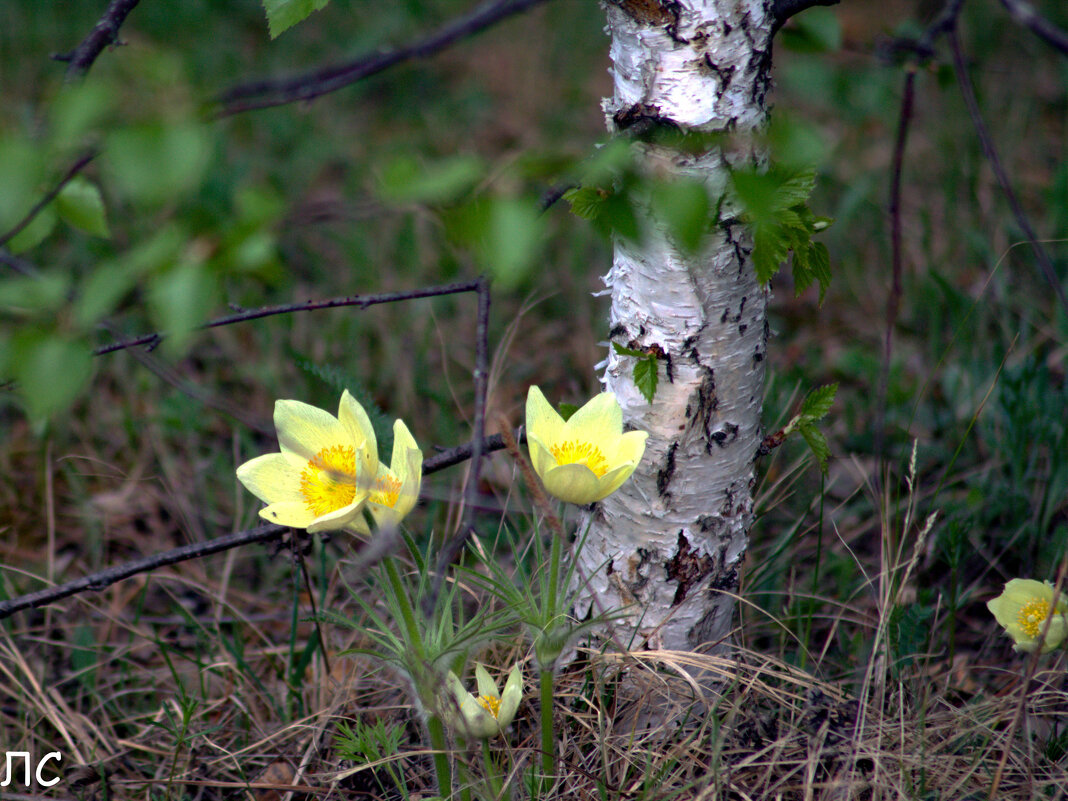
top-left (306, 494), bottom-right (368, 533)
top-left (258, 500), bottom-right (316, 528)
top-left (497, 664), bottom-right (523, 727)
top-left (338, 390), bottom-right (378, 484)
top-left (596, 460), bottom-right (642, 500)
top-left (274, 399), bottom-right (349, 461)
top-left (526, 386), bottom-right (564, 446)
top-left (237, 453), bottom-right (306, 506)
top-left (611, 428), bottom-right (648, 466)
top-left (527, 433), bottom-right (559, 485)
top-left (475, 664), bottom-right (499, 701)
top-left (541, 462), bottom-right (606, 505)
top-left (563, 391), bottom-right (623, 445)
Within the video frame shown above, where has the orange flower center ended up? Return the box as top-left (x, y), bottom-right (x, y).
top-left (550, 440), bottom-right (608, 477)
top-left (299, 445), bottom-right (357, 517)
top-left (477, 693), bottom-right (502, 718)
top-left (1018, 597), bottom-right (1052, 638)
top-left (370, 473), bottom-right (403, 508)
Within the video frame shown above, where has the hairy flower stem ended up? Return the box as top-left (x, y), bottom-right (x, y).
top-left (382, 556), bottom-right (452, 796)
top-left (539, 668), bottom-right (554, 783)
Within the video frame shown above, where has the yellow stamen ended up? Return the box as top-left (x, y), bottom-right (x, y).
top-left (299, 445), bottom-right (357, 517)
top-left (1018, 598), bottom-right (1052, 638)
top-left (550, 440), bottom-right (609, 477)
top-left (370, 473), bottom-right (402, 507)
top-left (477, 693), bottom-right (502, 718)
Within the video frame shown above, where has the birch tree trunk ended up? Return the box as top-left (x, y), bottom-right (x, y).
top-left (574, 0), bottom-right (774, 657)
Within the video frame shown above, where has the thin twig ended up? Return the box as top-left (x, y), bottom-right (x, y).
top-left (999, 0), bottom-right (1068, 56)
top-left (55, 0), bottom-right (142, 78)
top-left (948, 27), bottom-right (1068, 315)
top-left (425, 276), bottom-right (492, 615)
top-left (0, 150), bottom-right (97, 250)
top-left (0, 524), bottom-right (287, 620)
top-left (0, 249), bottom-right (42, 277)
top-left (217, 0), bottom-right (555, 116)
top-left (873, 67), bottom-right (916, 473)
top-left (0, 428), bottom-right (523, 622)
top-left (93, 280), bottom-right (483, 355)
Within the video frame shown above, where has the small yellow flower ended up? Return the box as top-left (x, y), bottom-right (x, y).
top-left (525, 385), bottom-right (648, 505)
top-left (236, 390), bottom-right (378, 533)
top-left (348, 419), bottom-right (423, 535)
top-left (987, 579), bottom-right (1068, 654)
top-left (444, 663), bottom-right (523, 740)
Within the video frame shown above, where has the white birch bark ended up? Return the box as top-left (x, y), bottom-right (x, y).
top-left (574, 0), bottom-right (775, 655)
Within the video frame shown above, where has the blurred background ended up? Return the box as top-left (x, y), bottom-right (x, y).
top-left (2, 0), bottom-right (1068, 771)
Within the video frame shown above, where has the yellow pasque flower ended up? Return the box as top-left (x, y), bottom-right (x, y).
top-left (987, 579), bottom-right (1068, 654)
top-left (525, 385), bottom-right (648, 505)
top-left (348, 418), bottom-right (423, 535)
top-left (236, 390), bottom-right (378, 533)
top-left (444, 663), bottom-right (523, 740)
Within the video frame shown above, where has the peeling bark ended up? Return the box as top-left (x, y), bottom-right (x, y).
top-left (574, 0), bottom-right (774, 656)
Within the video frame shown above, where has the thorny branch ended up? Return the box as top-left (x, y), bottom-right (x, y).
top-left (54, 0), bottom-right (142, 78)
top-left (217, 0), bottom-right (555, 116)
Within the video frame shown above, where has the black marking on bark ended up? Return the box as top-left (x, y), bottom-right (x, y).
top-left (685, 366), bottom-right (717, 450)
top-left (656, 441), bottom-right (677, 499)
top-left (606, 559), bottom-right (615, 576)
top-left (739, 324), bottom-right (748, 335)
top-left (710, 423), bottom-right (739, 448)
top-left (665, 530), bottom-right (714, 606)
top-left (609, 322), bottom-right (628, 339)
top-left (702, 53), bottom-right (736, 90)
top-left (720, 484), bottom-right (737, 517)
top-left (612, 103), bottom-right (682, 140)
top-left (753, 345), bottom-right (764, 365)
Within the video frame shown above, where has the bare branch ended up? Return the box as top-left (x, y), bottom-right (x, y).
top-left (1000, 0), bottom-right (1068, 56)
top-left (873, 68), bottom-right (917, 474)
top-left (0, 524), bottom-right (287, 620)
top-left (0, 427), bottom-right (527, 621)
top-left (425, 276), bottom-right (491, 614)
top-left (217, 0), bottom-right (555, 116)
top-left (771, 0), bottom-right (840, 34)
top-left (94, 279), bottom-right (484, 356)
top-left (949, 28), bottom-right (1068, 315)
top-left (0, 150), bottom-right (97, 251)
top-left (56, 0), bottom-right (142, 79)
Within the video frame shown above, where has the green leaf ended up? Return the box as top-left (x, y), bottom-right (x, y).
top-left (633, 356), bottom-right (659, 404)
top-left (49, 82), bottom-right (114, 149)
top-left (379, 155), bottom-right (483, 205)
top-left (809, 241), bottom-right (831, 304)
top-left (0, 137), bottom-right (46, 231)
top-left (563, 186), bottom-right (607, 221)
top-left (612, 342), bottom-right (646, 358)
top-left (104, 123), bottom-right (212, 205)
top-left (9, 332), bottom-right (95, 422)
top-left (74, 262), bottom-right (139, 328)
top-left (651, 178), bottom-right (709, 254)
top-left (798, 421), bottom-right (831, 474)
top-left (752, 223), bottom-right (789, 285)
top-left (6, 205), bottom-right (57, 254)
top-left (57, 177), bottom-right (109, 238)
top-left (262, 0), bottom-right (331, 38)
top-left (484, 197), bottom-right (544, 289)
top-left (799, 383), bottom-right (838, 422)
top-left (148, 262), bottom-right (217, 356)
top-left (557, 402), bottom-right (579, 422)
top-left (0, 273), bottom-right (71, 315)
